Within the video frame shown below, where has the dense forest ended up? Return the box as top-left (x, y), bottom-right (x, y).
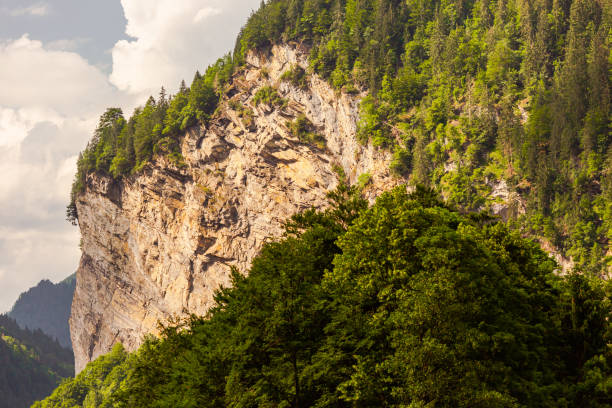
top-left (0, 315), bottom-right (73, 408)
top-left (56, 1), bottom-right (611, 405)
top-left (42, 185), bottom-right (611, 407)
top-left (9, 275), bottom-right (76, 349)
top-left (237, 0), bottom-right (612, 275)
top-left (68, 0), bottom-right (611, 276)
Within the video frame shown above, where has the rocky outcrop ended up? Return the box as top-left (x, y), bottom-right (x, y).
top-left (70, 44), bottom-right (397, 372)
top-left (72, 41), bottom-right (580, 373)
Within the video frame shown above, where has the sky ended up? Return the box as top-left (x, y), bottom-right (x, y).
top-left (0, 0), bottom-right (261, 312)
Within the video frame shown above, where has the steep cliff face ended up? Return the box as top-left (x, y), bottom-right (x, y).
top-left (70, 44), bottom-right (398, 372)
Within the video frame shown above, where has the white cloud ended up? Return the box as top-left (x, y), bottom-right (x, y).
top-left (0, 116), bottom-right (93, 311)
top-left (0, 35), bottom-right (131, 311)
top-left (0, 0), bottom-right (263, 311)
top-left (110, 0), bottom-right (260, 96)
top-left (8, 3), bottom-right (49, 17)
top-left (0, 107), bottom-right (64, 147)
top-left (47, 37), bottom-right (91, 52)
top-left (194, 7), bottom-right (222, 23)
top-left (0, 227), bottom-right (80, 313)
top-left (0, 35), bottom-right (125, 116)
top-left (0, 139), bottom-right (82, 311)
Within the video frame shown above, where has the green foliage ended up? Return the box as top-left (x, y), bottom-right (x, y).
top-left (67, 57), bottom-right (238, 224)
top-left (32, 343), bottom-right (131, 408)
top-left (357, 172), bottom-right (372, 189)
top-left (232, 0), bottom-right (611, 275)
top-left (0, 315), bottom-right (73, 408)
top-left (188, 75), bottom-right (217, 122)
top-left (390, 147), bottom-right (412, 177)
top-left (357, 94), bottom-right (393, 147)
top-left (287, 114), bottom-right (325, 148)
top-left (8, 277), bottom-right (75, 349)
top-left (42, 186), bottom-right (612, 407)
top-left (280, 64), bottom-right (309, 90)
top-left (252, 85), bottom-right (288, 108)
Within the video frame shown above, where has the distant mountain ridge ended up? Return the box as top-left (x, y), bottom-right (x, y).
top-left (9, 274), bottom-right (76, 349)
top-left (0, 314), bottom-right (73, 408)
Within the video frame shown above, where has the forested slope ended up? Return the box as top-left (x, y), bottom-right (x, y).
top-left (238, 0), bottom-right (612, 274)
top-left (0, 315), bottom-right (73, 408)
top-left (9, 275), bottom-right (76, 349)
top-left (50, 1), bottom-right (612, 406)
top-left (69, 0), bottom-right (611, 275)
top-left (42, 185), bottom-right (612, 407)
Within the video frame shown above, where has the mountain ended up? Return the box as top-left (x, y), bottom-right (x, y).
top-left (69, 43), bottom-right (398, 372)
top-left (37, 188), bottom-right (612, 407)
top-left (9, 275), bottom-right (76, 349)
top-left (0, 314), bottom-right (73, 408)
top-left (66, 0), bottom-right (610, 375)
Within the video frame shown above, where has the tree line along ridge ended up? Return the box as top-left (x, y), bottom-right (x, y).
top-left (68, 0), bottom-right (611, 276)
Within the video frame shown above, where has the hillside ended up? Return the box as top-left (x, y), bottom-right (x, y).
top-left (9, 275), bottom-right (76, 349)
top-left (70, 0), bottom-right (612, 275)
top-left (235, 0), bottom-right (612, 274)
top-left (66, 0), bottom-right (610, 378)
top-left (68, 43), bottom-right (398, 372)
top-left (38, 187), bottom-right (612, 407)
top-left (0, 315), bottom-right (73, 408)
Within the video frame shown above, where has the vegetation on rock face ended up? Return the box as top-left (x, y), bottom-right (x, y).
top-left (0, 315), bottom-right (73, 408)
top-left (280, 64), bottom-right (309, 89)
top-left (69, 0), bottom-right (611, 276)
top-left (234, 0), bottom-right (612, 275)
top-left (287, 114), bottom-right (326, 148)
top-left (253, 85), bottom-right (289, 108)
top-left (9, 275), bottom-right (75, 349)
top-left (66, 56), bottom-right (237, 224)
top-left (45, 185), bottom-right (612, 407)
top-left (228, 99), bottom-right (256, 129)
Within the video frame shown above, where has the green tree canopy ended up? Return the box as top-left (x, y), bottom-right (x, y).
top-left (47, 185), bottom-right (612, 407)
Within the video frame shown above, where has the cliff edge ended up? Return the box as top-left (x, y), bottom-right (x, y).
top-left (70, 45), bottom-right (397, 372)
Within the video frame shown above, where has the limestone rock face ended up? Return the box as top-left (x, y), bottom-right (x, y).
top-left (70, 44), bottom-right (397, 372)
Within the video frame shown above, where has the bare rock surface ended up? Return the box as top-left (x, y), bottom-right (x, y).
top-left (70, 45), bottom-right (397, 372)
top-left (70, 43), bottom-right (573, 372)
